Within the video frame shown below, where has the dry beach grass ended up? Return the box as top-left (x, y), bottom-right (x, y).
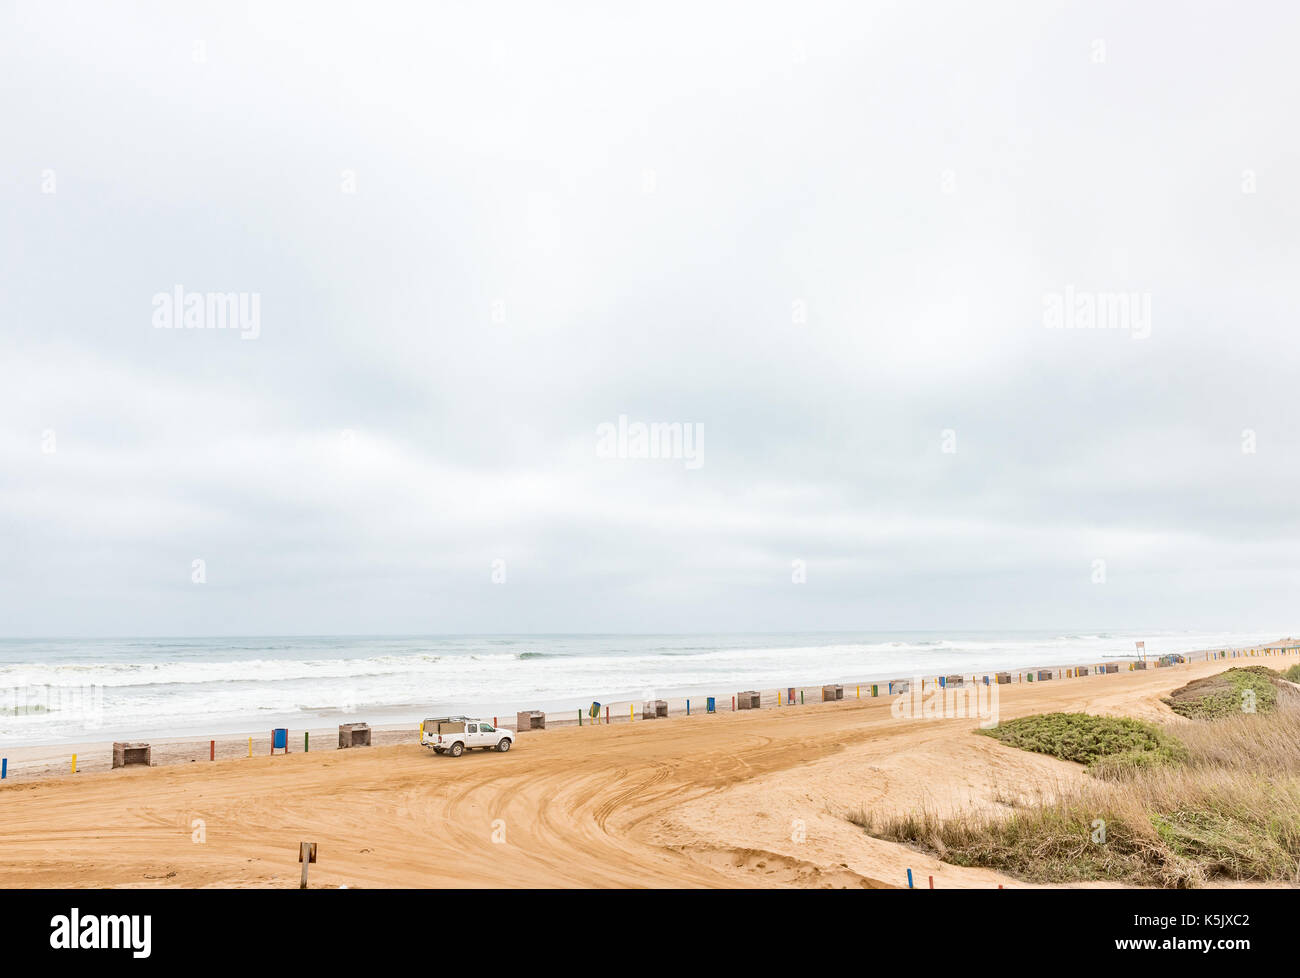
top-left (854, 669), bottom-right (1300, 887)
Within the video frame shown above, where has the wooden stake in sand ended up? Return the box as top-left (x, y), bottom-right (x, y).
top-left (299, 842), bottom-right (317, 889)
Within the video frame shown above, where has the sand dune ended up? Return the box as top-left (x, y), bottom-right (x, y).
top-left (1, 651), bottom-right (1295, 888)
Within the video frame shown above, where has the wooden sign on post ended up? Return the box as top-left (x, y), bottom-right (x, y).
top-left (299, 842), bottom-right (317, 889)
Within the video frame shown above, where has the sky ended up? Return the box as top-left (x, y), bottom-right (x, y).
top-left (2, 1), bottom-right (1298, 636)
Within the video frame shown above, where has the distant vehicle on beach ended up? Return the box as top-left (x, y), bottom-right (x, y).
top-left (421, 716), bottom-right (513, 757)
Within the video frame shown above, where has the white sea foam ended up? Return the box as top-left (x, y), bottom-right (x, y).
top-left (0, 630), bottom-right (1285, 745)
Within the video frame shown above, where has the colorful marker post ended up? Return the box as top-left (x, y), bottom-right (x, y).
top-left (906, 868), bottom-right (913, 888)
top-left (210, 739), bottom-right (215, 761)
top-left (71, 754), bottom-right (77, 774)
top-left (1, 758), bottom-right (6, 779)
top-left (248, 737), bottom-right (252, 758)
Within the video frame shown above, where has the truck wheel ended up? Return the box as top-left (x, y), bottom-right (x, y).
top-left (449, 742), bottom-right (464, 757)
top-left (496, 738), bottom-right (511, 752)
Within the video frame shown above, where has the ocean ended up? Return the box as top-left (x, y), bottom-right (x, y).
top-left (0, 629), bottom-right (1285, 745)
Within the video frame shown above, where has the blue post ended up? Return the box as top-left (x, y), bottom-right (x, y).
top-left (906, 868), bottom-right (913, 888)
top-left (1, 758), bottom-right (6, 779)
top-left (686, 699), bottom-right (690, 716)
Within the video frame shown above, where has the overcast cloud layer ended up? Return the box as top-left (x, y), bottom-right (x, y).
top-left (2, 1), bottom-right (1298, 636)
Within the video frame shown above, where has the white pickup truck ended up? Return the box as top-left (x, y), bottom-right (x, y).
top-left (421, 716), bottom-right (513, 757)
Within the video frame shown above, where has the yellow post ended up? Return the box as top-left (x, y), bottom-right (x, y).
top-left (630, 704), bottom-right (634, 722)
top-left (248, 736), bottom-right (252, 757)
top-left (71, 754), bottom-right (77, 774)
top-left (856, 685), bottom-right (860, 699)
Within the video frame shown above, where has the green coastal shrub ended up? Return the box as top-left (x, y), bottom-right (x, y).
top-left (977, 712), bottom-right (1184, 772)
top-left (1162, 667), bottom-right (1279, 719)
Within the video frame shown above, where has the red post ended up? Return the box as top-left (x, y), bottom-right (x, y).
top-left (732, 696), bottom-right (735, 711)
top-left (493, 716), bottom-right (497, 728)
top-left (928, 875), bottom-right (934, 889)
top-left (209, 740), bottom-right (214, 761)
top-left (605, 706), bottom-right (610, 724)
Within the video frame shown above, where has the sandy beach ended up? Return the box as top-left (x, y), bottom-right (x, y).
top-left (2, 646), bottom-right (1295, 888)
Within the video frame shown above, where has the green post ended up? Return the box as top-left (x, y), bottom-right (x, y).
top-left (800, 690), bottom-right (804, 705)
top-left (578, 709), bottom-right (582, 727)
top-left (872, 684), bottom-right (878, 696)
top-left (304, 731), bottom-right (309, 752)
